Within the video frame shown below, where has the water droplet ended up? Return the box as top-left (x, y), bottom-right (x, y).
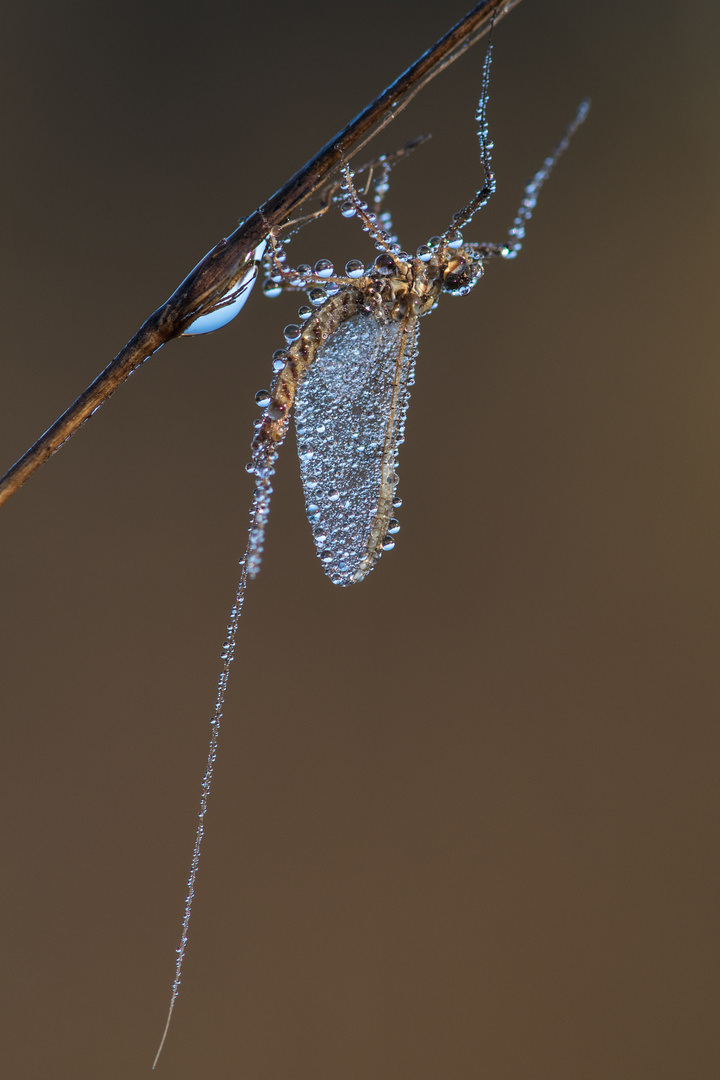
top-left (345, 259), bottom-right (364, 278)
top-left (255, 389), bottom-right (271, 407)
top-left (446, 230), bottom-right (463, 249)
top-left (340, 200), bottom-right (356, 218)
top-left (272, 356), bottom-right (285, 373)
top-left (297, 263), bottom-right (312, 275)
top-left (308, 288), bottom-right (327, 306)
top-left (381, 536), bottom-right (396, 551)
top-left (297, 305), bottom-right (312, 320)
top-left (314, 259), bottom-right (334, 278)
top-left (283, 323), bottom-right (301, 342)
top-left (263, 280), bottom-right (282, 298)
top-left (184, 239), bottom-right (267, 335)
top-left (374, 252), bottom-right (395, 275)
top-left (392, 495), bottom-right (402, 508)
top-left (327, 489), bottom-right (340, 502)
top-left (387, 519), bottom-right (401, 534)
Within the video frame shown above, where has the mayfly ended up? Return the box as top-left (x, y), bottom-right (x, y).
top-left (153, 37), bottom-right (589, 1065)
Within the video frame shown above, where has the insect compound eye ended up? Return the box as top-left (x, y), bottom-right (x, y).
top-left (441, 255), bottom-right (484, 297)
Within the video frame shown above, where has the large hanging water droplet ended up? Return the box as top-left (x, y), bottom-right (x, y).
top-left (184, 239), bottom-right (267, 335)
top-left (314, 259), bottom-right (334, 278)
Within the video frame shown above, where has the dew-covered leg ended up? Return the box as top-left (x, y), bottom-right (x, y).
top-left (368, 157), bottom-right (400, 246)
top-left (499, 98), bottom-right (590, 259)
top-left (439, 35), bottom-right (496, 241)
top-left (261, 229), bottom-right (365, 304)
top-left (339, 165), bottom-right (403, 256)
top-left (335, 136), bottom-right (429, 247)
top-left (462, 97), bottom-right (590, 263)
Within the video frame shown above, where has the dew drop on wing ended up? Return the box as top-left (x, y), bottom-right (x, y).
top-left (294, 311), bottom-right (417, 586)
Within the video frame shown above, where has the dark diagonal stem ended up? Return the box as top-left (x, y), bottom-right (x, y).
top-left (0, 0), bottom-right (521, 508)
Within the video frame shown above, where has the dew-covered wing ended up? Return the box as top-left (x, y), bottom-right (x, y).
top-left (294, 310), bottom-right (417, 586)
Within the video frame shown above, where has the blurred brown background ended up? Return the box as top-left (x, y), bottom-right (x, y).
top-left (1, 1), bottom-right (718, 1077)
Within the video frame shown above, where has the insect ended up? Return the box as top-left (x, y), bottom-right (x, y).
top-left (153, 37), bottom-right (589, 1066)
top-left (244, 45), bottom-right (588, 586)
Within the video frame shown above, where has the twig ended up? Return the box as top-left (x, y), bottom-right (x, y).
top-left (0, 0), bottom-right (520, 509)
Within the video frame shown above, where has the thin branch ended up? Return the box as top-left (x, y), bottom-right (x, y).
top-left (0, 0), bottom-right (521, 509)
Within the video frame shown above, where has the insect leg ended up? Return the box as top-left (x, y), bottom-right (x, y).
top-left (339, 164), bottom-right (400, 255)
top-left (439, 35), bottom-right (496, 240)
top-left (465, 97), bottom-right (590, 263)
top-left (499, 98), bottom-right (590, 259)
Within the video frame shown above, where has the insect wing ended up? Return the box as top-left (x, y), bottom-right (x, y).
top-left (294, 311), bottom-right (417, 585)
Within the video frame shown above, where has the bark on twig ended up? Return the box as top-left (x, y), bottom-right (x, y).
top-left (0, 0), bottom-right (520, 508)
